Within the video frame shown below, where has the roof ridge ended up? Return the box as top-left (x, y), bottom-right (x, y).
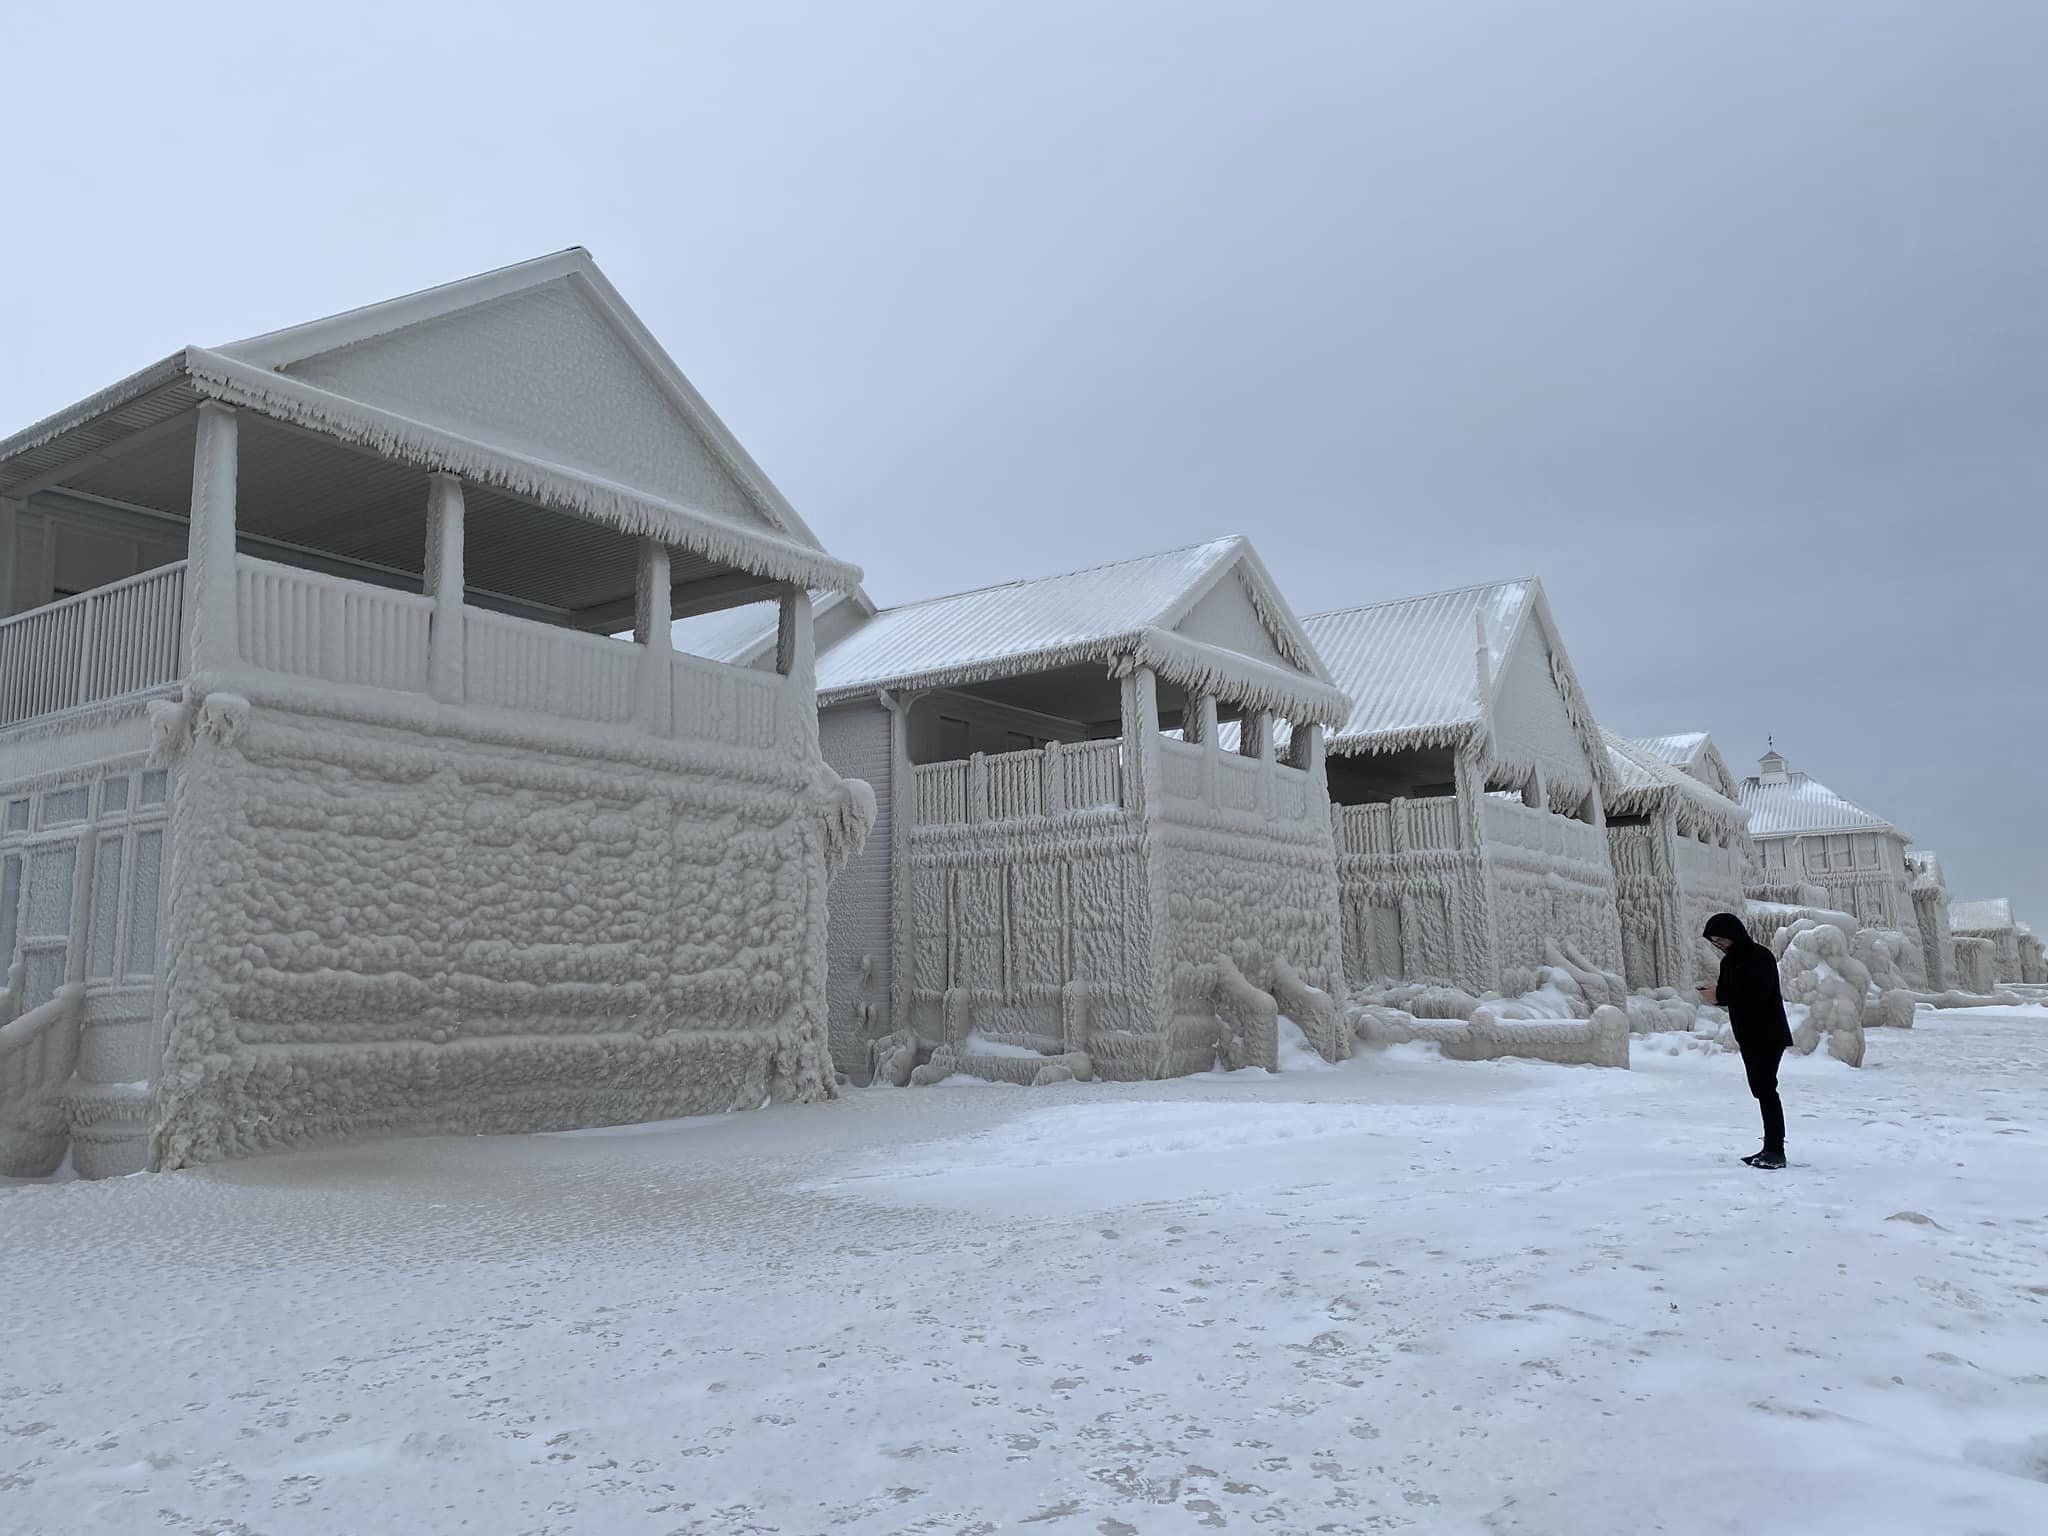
top-left (865, 535), bottom-right (1242, 619)
top-left (1301, 573), bottom-right (1534, 622)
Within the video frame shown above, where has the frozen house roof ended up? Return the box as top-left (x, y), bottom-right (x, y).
top-left (0, 249), bottom-right (861, 621)
top-left (1300, 576), bottom-right (1612, 787)
top-left (1738, 757), bottom-right (1908, 843)
top-left (811, 537), bottom-right (1351, 724)
top-left (1602, 729), bottom-right (1751, 844)
top-left (1949, 898), bottom-right (2016, 934)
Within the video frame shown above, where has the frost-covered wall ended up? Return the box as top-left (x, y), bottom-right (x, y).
top-left (1152, 737), bottom-right (1347, 1071)
top-left (1480, 792), bottom-right (1623, 989)
top-left (818, 702), bottom-right (893, 1075)
top-left (1952, 936), bottom-right (1998, 995)
top-left (905, 803), bottom-right (1149, 1069)
top-left (1332, 788), bottom-right (1489, 994)
top-left (147, 688), bottom-right (841, 1169)
top-left (1608, 820), bottom-right (1748, 991)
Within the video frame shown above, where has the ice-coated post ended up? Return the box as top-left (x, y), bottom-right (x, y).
top-left (776, 587), bottom-right (818, 755)
top-left (185, 402), bottom-right (240, 675)
top-left (1119, 665), bottom-right (1160, 821)
top-left (1042, 738), bottom-right (1065, 816)
top-left (634, 538), bottom-right (672, 735)
top-left (0, 497), bottom-right (19, 618)
top-left (968, 752), bottom-right (988, 824)
top-left (1239, 709), bottom-right (1270, 760)
top-left (1187, 694), bottom-right (1217, 746)
top-left (424, 473), bottom-right (466, 703)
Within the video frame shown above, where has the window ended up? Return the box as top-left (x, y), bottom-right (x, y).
top-left (125, 830), bottom-right (164, 978)
top-left (88, 838), bottom-right (124, 980)
top-left (39, 786), bottom-right (89, 827)
top-left (137, 769), bottom-right (169, 807)
top-left (4, 799), bottom-right (27, 834)
top-left (102, 776), bottom-right (130, 816)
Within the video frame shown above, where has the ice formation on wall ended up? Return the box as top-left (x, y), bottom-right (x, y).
top-left (1770, 922), bottom-right (1870, 1067)
top-left (145, 677), bottom-right (860, 1168)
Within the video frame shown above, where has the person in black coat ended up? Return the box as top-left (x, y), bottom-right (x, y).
top-left (1700, 911), bottom-right (1793, 1169)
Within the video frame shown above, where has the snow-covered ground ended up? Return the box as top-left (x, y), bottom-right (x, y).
top-left (6, 1010), bottom-right (2047, 1536)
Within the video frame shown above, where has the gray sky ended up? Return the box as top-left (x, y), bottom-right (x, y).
top-left (5, 1), bottom-right (2043, 922)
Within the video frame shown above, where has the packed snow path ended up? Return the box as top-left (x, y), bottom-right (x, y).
top-left (6, 1012), bottom-right (2048, 1535)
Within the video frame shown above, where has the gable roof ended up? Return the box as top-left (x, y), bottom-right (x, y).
top-left (1738, 761), bottom-right (1909, 842)
top-left (0, 249), bottom-right (860, 597)
top-left (1602, 729), bottom-right (1751, 844)
top-left (1949, 897), bottom-right (2016, 934)
top-left (1301, 576), bottom-right (1612, 788)
top-left (1631, 730), bottom-right (1743, 800)
top-left (812, 537), bottom-right (1350, 723)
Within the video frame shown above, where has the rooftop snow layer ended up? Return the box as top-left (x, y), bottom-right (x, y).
top-left (1739, 769), bottom-right (1907, 842)
top-left (1300, 578), bottom-right (1532, 750)
top-left (1950, 898), bottom-right (2016, 933)
top-left (1602, 729), bottom-right (1750, 840)
top-left (1631, 732), bottom-right (1710, 768)
top-left (809, 537), bottom-right (1348, 723)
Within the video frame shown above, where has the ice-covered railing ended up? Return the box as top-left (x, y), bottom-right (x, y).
top-left (913, 738), bottom-right (1124, 827)
top-left (240, 557), bottom-right (433, 693)
top-left (1333, 794), bottom-right (1463, 858)
top-left (466, 606), bottom-right (638, 724)
top-left (1479, 794), bottom-right (1607, 866)
top-left (1156, 737), bottom-right (1319, 824)
top-left (0, 563), bottom-right (187, 728)
top-left (233, 555), bottom-right (787, 749)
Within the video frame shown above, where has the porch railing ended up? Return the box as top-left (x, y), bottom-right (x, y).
top-left (913, 738), bottom-right (1124, 828)
top-left (0, 562), bottom-right (187, 728)
top-left (1333, 794), bottom-right (1464, 858)
top-left (465, 606), bottom-right (639, 725)
top-left (238, 556), bottom-right (432, 693)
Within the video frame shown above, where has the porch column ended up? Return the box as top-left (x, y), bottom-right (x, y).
top-left (185, 402), bottom-right (240, 675)
top-left (1119, 665), bottom-right (1160, 821)
top-left (777, 588), bottom-right (819, 755)
top-left (423, 473), bottom-right (466, 703)
top-left (634, 539), bottom-right (672, 735)
top-left (1185, 694), bottom-right (1217, 746)
top-left (1285, 720), bottom-right (1324, 774)
top-left (1239, 709), bottom-right (1271, 760)
top-left (0, 497), bottom-right (19, 618)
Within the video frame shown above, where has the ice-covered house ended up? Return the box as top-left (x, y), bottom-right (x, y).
top-left (1902, 850), bottom-right (1958, 993)
top-left (1598, 729), bottom-right (1751, 991)
top-left (1302, 578), bottom-right (1625, 995)
top-left (695, 538), bottom-right (1355, 1081)
top-left (2018, 925), bottom-right (2046, 986)
top-left (1949, 898), bottom-right (2024, 984)
top-left (0, 249), bottom-right (867, 1178)
top-left (1738, 747), bottom-right (1922, 977)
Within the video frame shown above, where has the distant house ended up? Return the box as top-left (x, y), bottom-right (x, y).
top-left (2019, 925), bottom-right (2045, 986)
top-left (0, 250), bottom-right (866, 1177)
top-left (1600, 729), bottom-right (1751, 991)
top-left (1949, 898), bottom-right (2025, 985)
top-left (1738, 748), bottom-right (1924, 981)
top-left (703, 538), bottom-right (1356, 1080)
top-left (1902, 851), bottom-right (1958, 992)
top-left (1303, 578), bottom-right (1624, 996)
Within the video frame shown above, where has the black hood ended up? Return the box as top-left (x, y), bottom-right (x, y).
top-left (1703, 911), bottom-right (1750, 947)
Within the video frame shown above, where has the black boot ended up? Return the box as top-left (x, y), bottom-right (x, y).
top-left (1742, 1147), bottom-right (1786, 1170)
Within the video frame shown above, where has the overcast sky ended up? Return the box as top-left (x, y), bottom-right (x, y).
top-left (5, 1), bottom-right (2043, 923)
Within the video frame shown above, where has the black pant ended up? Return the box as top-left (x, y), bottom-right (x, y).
top-left (1742, 1043), bottom-right (1786, 1152)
